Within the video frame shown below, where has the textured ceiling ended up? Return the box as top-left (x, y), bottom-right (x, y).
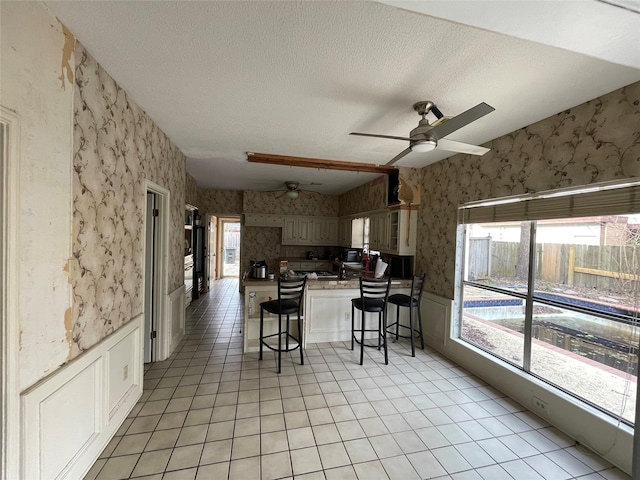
top-left (46, 1), bottom-right (640, 195)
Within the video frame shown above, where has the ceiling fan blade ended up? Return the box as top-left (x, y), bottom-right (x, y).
top-left (386, 147), bottom-right (412, 166)
top-left (437, 138), bottom-right (490, 156)
top-left (427, 102), bottom-right (494, 140)
top-left (350, 132), bottom-right (412, 142)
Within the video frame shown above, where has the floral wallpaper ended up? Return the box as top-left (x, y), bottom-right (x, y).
top-left (197, 188), bottom-right (243, 215)
top-left (243, 190), bottom-right (339, 216)
top-left (339, 175), bottom-right (386, 216)
top-left (417, 81), bottom-right (640, 300)
top-left (72, 43), bottom-right (186, 355)
top-left (186, 172), bottom-right (198, 207)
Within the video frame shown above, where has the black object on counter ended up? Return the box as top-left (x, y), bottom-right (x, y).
top-left (339, 263), bottom-right (347, 280)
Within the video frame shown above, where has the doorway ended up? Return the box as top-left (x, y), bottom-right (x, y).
top-left (144, 181), bottom-right (169, 362)
top-left (144, 192), bottom-right (159, 363)
top-left (208, 215), bottom-right (218, 285)
top-left (221, 219), bottom-right (241, 277)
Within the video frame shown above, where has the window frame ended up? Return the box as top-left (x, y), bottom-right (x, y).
top-left (457, 181), bottom-right (640, 425)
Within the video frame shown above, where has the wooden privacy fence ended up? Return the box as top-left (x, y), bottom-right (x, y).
top-left (471, 238), bottom-right (640, 293)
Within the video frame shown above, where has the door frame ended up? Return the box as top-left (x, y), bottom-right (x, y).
top-left (219, 217), bottom-right (241, 278)
top-left (143, 180), bottom-right (170, 361)
top-left (208, 215), bottom-right (218, 283)
top-left (1, 106), bottom-right (21, 479)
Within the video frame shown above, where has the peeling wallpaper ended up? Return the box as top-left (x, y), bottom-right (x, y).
top-left (72, 43), bottom-right (186, 354)
top-left (416, 81), bottom-right (640, 299)
top-left (338, 168), bottom-right (421, 216)
top-left (197, 188), bottom-right (243, 215)
top-left (3, 2), bottom-right (76, 390)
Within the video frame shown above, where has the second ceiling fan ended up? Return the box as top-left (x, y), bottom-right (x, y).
top-left (350, 101), bottom-right (495, 166)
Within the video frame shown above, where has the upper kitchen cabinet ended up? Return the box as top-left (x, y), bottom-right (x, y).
top-left (369, 210), bottom-right (390, 252)
top-left (282, 216), bottom-right (338, 246)
top-left (282, 216), bottom-right (312, 245)
top-left (312, 217), bottom-right (338, 245)
top-left (388, 206), bottom-right (417, 255)
top-left (338, 217), bottom-right (352, 247)
top-left (244, 213), bottom-right (284, 227)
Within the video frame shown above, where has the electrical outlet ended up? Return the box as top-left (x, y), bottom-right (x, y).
top-left (123, 365), bottom-right (129, 381)
top-left (532, 396), bottom-right (549, 414)
top-left (345, 312), bottom-right (350, 321)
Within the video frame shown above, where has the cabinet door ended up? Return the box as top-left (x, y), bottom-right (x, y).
top-left (283, 217), bottom-right (298, 244)
top-left (378, 212), bottom-right (390, 252)
top-left (338, 218), bottom-right (350, 246)
top-left (389, 211), bottom-right (400, 252)
top-left (368, 215), bottom-right (377, 250)
top-left (312, 218), bottom-right (325, 244)
top-left (326, 218), bottom-right (339, 245)
top-left (297, 217), bottom-right (312, 244)
top-left (369, 212), bottom-right (390, 252)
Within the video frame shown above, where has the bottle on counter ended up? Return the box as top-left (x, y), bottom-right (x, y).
top-left (339, 262), bottom-right (347, 280)
top-left (362, 252), bottom-right (370, 271)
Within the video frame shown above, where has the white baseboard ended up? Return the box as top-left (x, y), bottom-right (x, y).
top-left (21, 316), bottom-right (143, 480)
top-left (168, 285), bottom-right (186, 355)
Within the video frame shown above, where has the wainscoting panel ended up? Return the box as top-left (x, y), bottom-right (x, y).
top-left (21, 316), bottom-right (143, 480)
top-left (306, 291), bottom-right (354, 344)
top-left (168, 285), bottom-right (186, 356)
top-left (422, 291), bottom-right (452, 349)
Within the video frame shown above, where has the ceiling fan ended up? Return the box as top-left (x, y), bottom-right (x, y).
top-left (350, 101), bottom-right (495, 166)
top-left (270, 181), bottom-right (321, 199)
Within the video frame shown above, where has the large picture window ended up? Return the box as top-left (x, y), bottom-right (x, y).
top-left (458, 182), bottom-right (640, 424)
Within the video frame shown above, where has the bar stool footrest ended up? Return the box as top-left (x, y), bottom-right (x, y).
top-left (386, 322), bottom-right (423, 341)
top-left (260, 333), bottom-right (301, 352)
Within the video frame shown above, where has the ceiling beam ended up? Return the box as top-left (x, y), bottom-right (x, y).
top-left (246, 152), bottom-right (397, 175)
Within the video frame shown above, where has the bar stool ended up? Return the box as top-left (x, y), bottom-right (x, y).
top-left (351, 277), bottom-right (391, 365)
top-left (259, 277), bottom-right (307, 374)
top-left (386, 274), bottom-right (426, 357)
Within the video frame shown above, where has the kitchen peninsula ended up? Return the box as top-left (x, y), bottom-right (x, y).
top-left (242, 276), bottom-right (413, 353)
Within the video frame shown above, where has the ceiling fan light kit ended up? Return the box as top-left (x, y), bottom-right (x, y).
top-left (350, 100), bottom-right (495, 166)
top-left (411, 139), bottom-right (437, 153)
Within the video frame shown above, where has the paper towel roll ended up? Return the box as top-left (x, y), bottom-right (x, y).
top-left (375, 260), bottom-right (388, 278)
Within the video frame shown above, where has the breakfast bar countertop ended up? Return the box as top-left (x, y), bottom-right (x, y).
top-left (242, 276), bottom-right (412, 289)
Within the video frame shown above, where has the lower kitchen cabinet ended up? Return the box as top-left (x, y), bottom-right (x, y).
top-left (243, 283), bottom-right (303, 353)
top-left (243, 279), bottom-right (412, 352)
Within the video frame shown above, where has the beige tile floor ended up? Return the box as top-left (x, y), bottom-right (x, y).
top-left (84, 278), bottom-right (631, 480)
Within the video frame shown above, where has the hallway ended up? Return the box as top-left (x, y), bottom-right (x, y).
top-left (84, 278), bottom-right (629, 479)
